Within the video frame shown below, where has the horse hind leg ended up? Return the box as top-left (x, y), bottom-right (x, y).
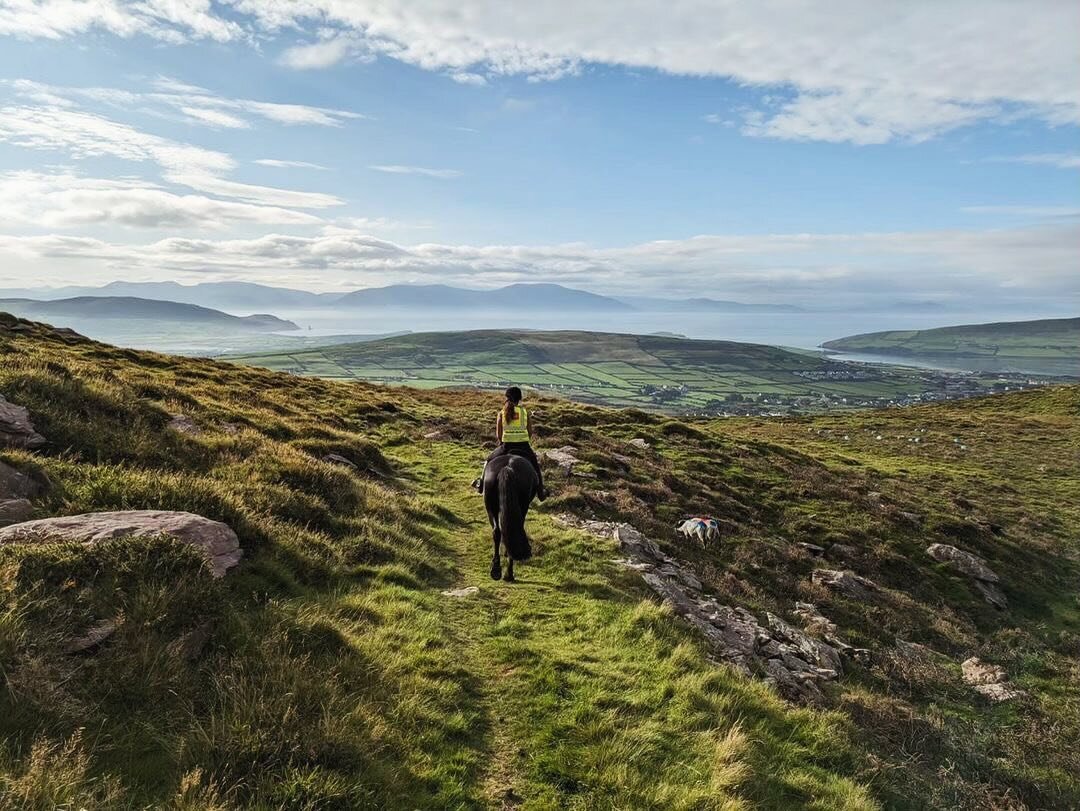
top-left (490, 522), bottom-right (503, 581)
top-left (504, 556), bottom-right (515, 583)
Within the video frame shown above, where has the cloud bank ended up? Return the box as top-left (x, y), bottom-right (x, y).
top-left (2, 221), bottom-right (1076, 308)
top-left (2, 1), bottom-right (1077, 144)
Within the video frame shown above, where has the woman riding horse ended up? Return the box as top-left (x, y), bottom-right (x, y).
top-left (474, 386), bottom-right (546, 501)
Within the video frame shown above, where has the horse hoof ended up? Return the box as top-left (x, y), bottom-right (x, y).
top-left (504, 572), bottom-right (515, 583)
top-left (490, 564), bottom-right (503, 581)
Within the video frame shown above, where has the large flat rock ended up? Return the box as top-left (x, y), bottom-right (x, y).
top-left (0, 510), bottom-right (241, 577)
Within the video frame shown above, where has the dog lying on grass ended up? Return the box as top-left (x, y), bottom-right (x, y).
top-left (676, 516), bottom-right (720, 547)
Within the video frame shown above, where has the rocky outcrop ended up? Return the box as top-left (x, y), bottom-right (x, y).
top-left (544, 447), bottom-right (581, 476)
top-left (812, 569), bottom-right (878, 600)
top-left (926, 543), bottom-right (1007, 609)
top-left (0, 498), bottom-right (32, 527)
top-left (962, 656), bottom-right (1025, 702)
top-left (555, 515), bottom-right (860, 702)
top-left (0, 510), bottom-right (241, 577)
top-left (927, 543), bottom-right (997, 582)
top-left (0, 395), bottom-right (46, 449)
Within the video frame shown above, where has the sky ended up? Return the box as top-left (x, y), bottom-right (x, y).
top-left (0, 1), bottom-right (1077, 310)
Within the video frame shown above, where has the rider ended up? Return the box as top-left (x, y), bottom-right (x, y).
top-left (473, 386), bottom-right (547, 500)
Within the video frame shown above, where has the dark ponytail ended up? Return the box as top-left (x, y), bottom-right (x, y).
top-left (503, 386), bottom-right (522, 425)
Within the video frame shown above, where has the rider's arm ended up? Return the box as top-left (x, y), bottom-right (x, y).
top-left (527, 411), bottom-right (536, 441)
top-left (495, 411), bottom-right (503, 442)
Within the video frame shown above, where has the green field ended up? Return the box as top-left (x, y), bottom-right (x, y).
top-left (824, 316), bottom-right (1080, 360)
top-left (230, 329), bottom-right (981, 411)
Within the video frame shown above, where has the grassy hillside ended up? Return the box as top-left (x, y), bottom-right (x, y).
top-left (823, 316), bottom-right (1080, 359)
top-left (1, 312), bottom-right (1078, 809)
top-left (231, 329), bottom-right (977, 411)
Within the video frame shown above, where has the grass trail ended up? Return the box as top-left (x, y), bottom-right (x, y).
top-left (396, 441), bottom-right (876, 810)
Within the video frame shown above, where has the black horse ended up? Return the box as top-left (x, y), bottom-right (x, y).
top-left (483, 454), bottom-right (536, 582)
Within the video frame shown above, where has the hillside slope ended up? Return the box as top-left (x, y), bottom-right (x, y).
top-left (824, 316), bottom-right (1080, 359)
top-left (1, 313), bottom-right (1077, 809)
top-left (231, 329), bottom-right (963, 412)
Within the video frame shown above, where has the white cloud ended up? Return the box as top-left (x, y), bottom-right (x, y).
top-left (987, 153), bottom-right (1080, 170)
top-left (255, 159), bottom-right (329, 170)
top-left (2, 3), bottom-right (1076, 144)
top-left (179, 105), bottom-right (250, 129)
top-left (370, 164), bottom-right (463, 179)
top-left (0, 97), bottom-right (345, 208)
top-left (164, 172), bottom-right (344, 208)
top-left (280, 37), bottom-right (366, 70)
top-left (2, 222), bottom-right (1076, 305)
top-left (0, 170), bottom-right (322, 228)
top-left (5, 78), bottom-right (364, 130)
top-left (0, 103), bottom-right (233, 173)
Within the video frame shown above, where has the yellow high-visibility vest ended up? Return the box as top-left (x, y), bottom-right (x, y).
top-left (501, 405), bottom-right (529, 443)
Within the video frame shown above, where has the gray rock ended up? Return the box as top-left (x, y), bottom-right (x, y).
top-left (0, 395), bottom-right (46, 449)
top-left (441, 586), bottom-right (479, 598)
top-left (322, 453), bottom-right (357, 469)
top-left (63, 619), bottom-right (118, 654)
top-left (972, 682), bottom-right (1025, 702)
top-left (961, 656), bottom-right (1006, 685)
top-left (962, 656), bottom-right (1025, 702)
top-left (545, 446), bottom-right (580, 475)
top-left (812, 569), bottom-right (878, 599)
top-left (167, 413), bottom-right (202, 436)
top-left (926, 543), bottom-right (998, 582)
top-left (0, 498), bottom-right (32, 527)
top-left (628, 438), bottom-right (650, 449)
top-left (796, 542), bottom-right (825, 556)
top-left (0, 510), bottom-right (242, 577)
top-left (826, 543), bottom-right (858, 561)
top-left (0, 460), bottom-right (45, 499)
top-left (557, 514), bottom-right (847, 702)
top-left (974, 580), bottom-right (1008, 610)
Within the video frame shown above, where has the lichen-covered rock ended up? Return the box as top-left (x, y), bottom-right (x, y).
top-left (962, 656), bottom-right (1025, 702)
top-left (927, 543), bottom-right (998, 582)
top-left (0, 394), bottom-right (46, 449)
top-left (0, 510), bottom-right (241, 577)
top-left (812, 569), bottom-right (878, 599)
top-left (544, 446), bottom-right (580, 475)
top-left (961, 656), bottom-right (1006, 685)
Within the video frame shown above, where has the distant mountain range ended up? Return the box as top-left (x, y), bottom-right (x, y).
top-left (0, 297), bottom-right (299, 332)
top-left (1, 281), bottom-right (801, 313)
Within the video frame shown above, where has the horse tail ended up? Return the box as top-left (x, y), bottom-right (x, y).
top-left (498, 465), bottom-right (532, 561)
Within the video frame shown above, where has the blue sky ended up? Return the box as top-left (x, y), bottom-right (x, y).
top-left (0, 1), bottom-right (1077, 310)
